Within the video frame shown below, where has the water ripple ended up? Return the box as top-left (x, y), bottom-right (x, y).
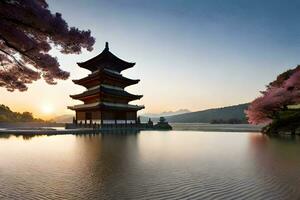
top-left (0, 132), bottom-right (300, 199)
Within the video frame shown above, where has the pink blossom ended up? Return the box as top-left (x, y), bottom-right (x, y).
top-left (284, 70), bottom-right (300, 90)
top-left (247, 66), bottom-right (300, 124)
top-left (0, 0), bottom-right (95, 91)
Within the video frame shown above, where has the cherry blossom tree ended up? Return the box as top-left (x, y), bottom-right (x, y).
top-left (268, 65), bottom-right (300, 88)
top-left (284, 70), bottom-right (300, 90)
top-left (0, 0), bottom-right (95, 91)
top-left (246, 66), bottom-right (300, 124)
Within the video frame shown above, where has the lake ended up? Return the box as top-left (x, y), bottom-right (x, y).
top-left (0, 131), bottom-right (300, 200)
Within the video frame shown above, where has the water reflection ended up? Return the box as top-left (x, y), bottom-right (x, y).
top-left (0, 131), bottom-right (299, 199)
top-left (0, 129), bottom-right (140, 141)
top-left (249, 134), bottom-right (300, 199)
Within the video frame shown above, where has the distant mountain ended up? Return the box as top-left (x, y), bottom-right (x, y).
top-left (52, 114), bottom-right (73, 123)
top-left (166, 103), bottom-right (250, 123)
top-left (140, 103), bottom-right (250, 124)
top-left (143, 109), bottom-right (191, 118)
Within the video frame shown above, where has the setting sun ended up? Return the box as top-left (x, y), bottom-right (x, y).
top-left (41, 104), bottom-right (54, 114)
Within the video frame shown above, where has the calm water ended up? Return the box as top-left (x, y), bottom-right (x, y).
top-left (0, 131), bottom-right (300, 200)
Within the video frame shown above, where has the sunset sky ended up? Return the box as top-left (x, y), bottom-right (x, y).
top-left (2, 0), bottom-right (300, 119)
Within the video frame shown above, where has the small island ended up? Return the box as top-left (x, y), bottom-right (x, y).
top-left (154, 117), bottom-right (172, 130)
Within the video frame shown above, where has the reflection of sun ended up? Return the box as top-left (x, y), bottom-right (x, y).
top-left (41, 104), bottom-right (54, 114)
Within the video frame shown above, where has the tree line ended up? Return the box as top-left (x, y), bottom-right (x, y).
top-left (0, 104), bottom-right (44, 122)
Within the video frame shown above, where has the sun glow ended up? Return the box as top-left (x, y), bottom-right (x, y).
top-left (41, 103), bottom-right (54, 114)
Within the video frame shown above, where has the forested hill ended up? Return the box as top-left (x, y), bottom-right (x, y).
top-left (0, 104), bottom-right (44, 122)
top-left (165, 103), bottom-right (250, 123)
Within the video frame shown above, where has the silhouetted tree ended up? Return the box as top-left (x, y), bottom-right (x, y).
top-left (20, 112), bottom-right (34, 122)
top-left (0, 0), bottom-right (95, 91)
top-left (0, 104), bottom-right (45, 122)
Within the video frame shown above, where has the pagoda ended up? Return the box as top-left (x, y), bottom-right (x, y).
top-left (68, 42), bottom-right (144, 126)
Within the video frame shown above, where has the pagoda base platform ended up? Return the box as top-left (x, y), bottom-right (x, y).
top-left (65, 122), bottom-right (153, 130)
top-left (65, 122), bottom-right (172, 131)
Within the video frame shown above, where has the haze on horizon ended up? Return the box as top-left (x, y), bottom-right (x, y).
top-left (1, 0), bottom-right (300, 119)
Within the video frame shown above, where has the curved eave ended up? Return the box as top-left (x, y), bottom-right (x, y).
top-left (70, 93), bottom-right (142, 101)
top-left (68, 103), bottom-right (144, 111)
top-left (101, 86), bottom-right (143, 100)
top-left (72, 77), bottom-right (140, 85)
top-left (72, 72), bottom-right (140, 87)
top-left (77, 62), bottom-right (135, 72)
top-left (70, 86), bottom-right (143, 101)
top-left (101, 104), bottom-right (144, 111)
top-left (76, 48), bottom-right (136, 72)
top-left (69, 93), bottom-right (98, 100)
top-left (76, 53), bottom-right (135, 69)
top-left (103, 69), bottom-right (140, 85)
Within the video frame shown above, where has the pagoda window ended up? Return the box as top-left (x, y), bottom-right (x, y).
top-left (103, 120), bottom-right (115, 124)
top-left (127, 120), bottom-right (136, 124)
top-left (116, 120), bottom-right (127, 124)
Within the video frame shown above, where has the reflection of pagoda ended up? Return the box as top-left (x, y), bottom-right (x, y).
top-left (68, 42), bottom-right (144, 126)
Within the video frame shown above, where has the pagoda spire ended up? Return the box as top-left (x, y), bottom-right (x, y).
top-left (105, 42), bottom-right (109, 50)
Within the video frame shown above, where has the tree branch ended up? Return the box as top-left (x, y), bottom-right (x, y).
top-left (0, 15), bottom-right (53, 37)
top-left (0, 35), bottom-right (38, 69)
top-left (0, 48), bottom-right (26, 69)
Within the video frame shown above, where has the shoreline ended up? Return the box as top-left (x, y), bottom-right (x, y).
top-left (0, 127), bottom-right (143, 135)
top-left (170, 123), bottom-right (263, 132)
top-left (0, 123), bottom-right (262, 135)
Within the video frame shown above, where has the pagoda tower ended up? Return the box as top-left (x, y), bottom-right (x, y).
top-left (68, 42), bottom-right (144, 126)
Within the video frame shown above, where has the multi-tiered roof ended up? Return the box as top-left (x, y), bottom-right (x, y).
top-left (68, 42), bottom-right (144, 124)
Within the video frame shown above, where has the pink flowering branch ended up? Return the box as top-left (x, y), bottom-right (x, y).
top-left (0, 0), bottom-right (95, 91)
top-left (246, 65), bottom-right (300, 124)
